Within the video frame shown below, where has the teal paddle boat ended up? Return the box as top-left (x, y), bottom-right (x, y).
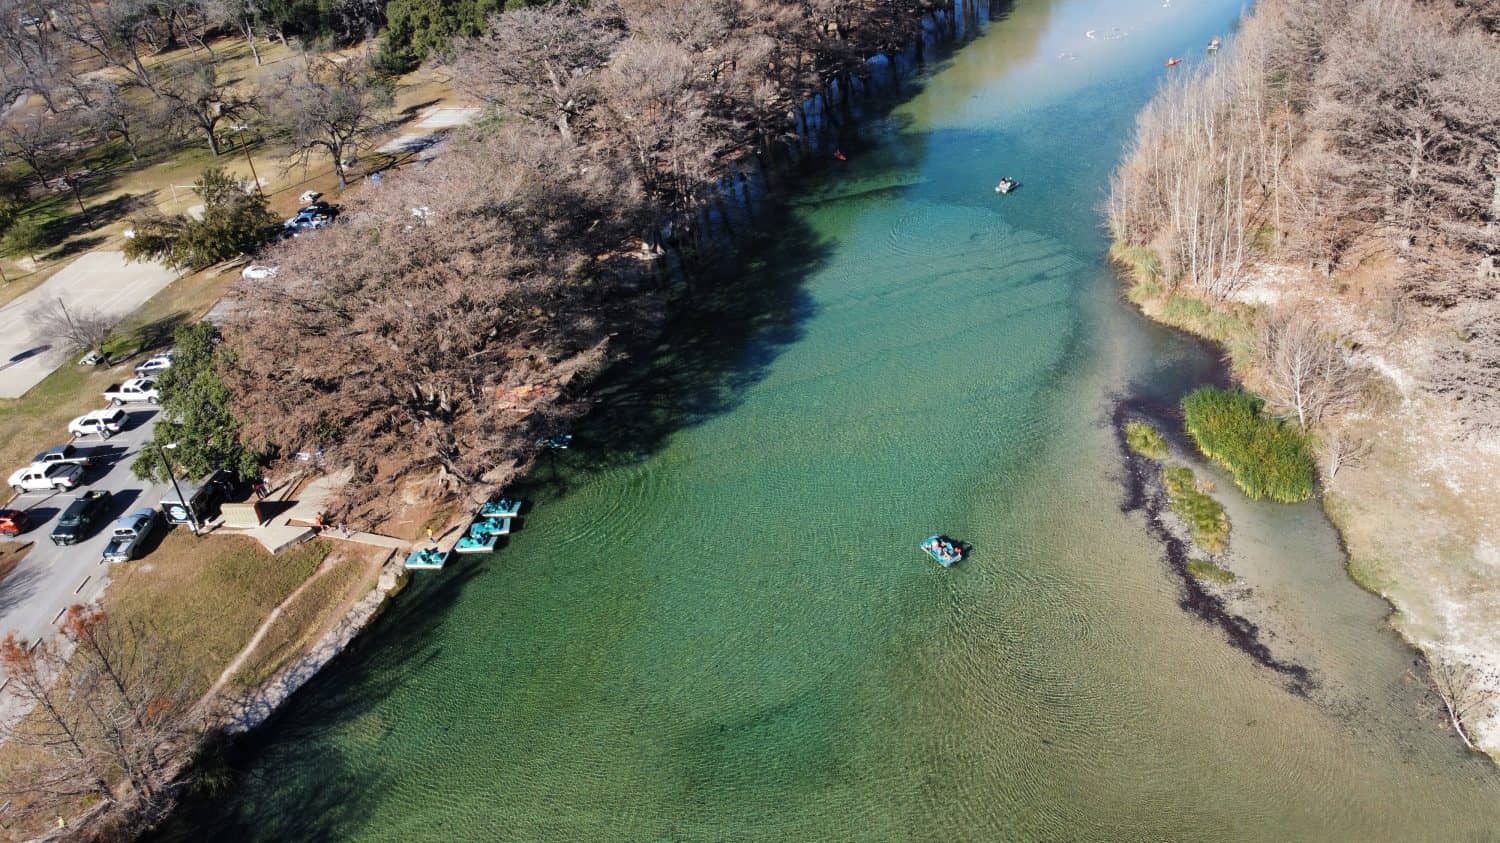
top-left (469, 516), bottom-right (512, 538)
top-left (405, 546), bottom-right (449, 570)
top-left (921, 535), bottom-right (965, 568)
top-left (454, 533), bottom-right (498, 555)
top-left (479, 498), bottom-right (523, 519)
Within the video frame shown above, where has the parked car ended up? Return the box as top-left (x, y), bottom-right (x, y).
top-left (283, 203), bottom-right (338, 235)
top-left (134, 352), bottom-right (173, 378)
top-left (101, 508), bottom-right (160, 563)
top-left (102, 377), bottom-right (160, 406)
top-left (0, 509), bottom-right (32, 536)
top-left (50, 490), bottom-right (112, 546)
top-left (31, 443), bottom-right (95, 468)
top-left (69, 408), bottom-right (128, 439)
top-left (241, 264), bottom-right (279, 281)
top-left (9, 462), bottom-right (85, 493)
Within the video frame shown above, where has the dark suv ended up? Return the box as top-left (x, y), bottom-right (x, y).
top-left (50, 490), bottom-right (113, 546)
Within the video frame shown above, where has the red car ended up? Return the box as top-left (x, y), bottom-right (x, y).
top-left (0, 508), bottom-right (31, 537)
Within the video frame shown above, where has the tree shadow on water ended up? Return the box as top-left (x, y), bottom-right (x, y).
top-left (153, 215), bottom-right (834, 840)
top-left (539, 213), bottom-right (832, 490)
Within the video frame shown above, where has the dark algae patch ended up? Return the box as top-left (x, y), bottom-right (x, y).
top-left (1112, 398), bottom-right (1314, 694)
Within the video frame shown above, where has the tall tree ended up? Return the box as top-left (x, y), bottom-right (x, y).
top-left (133, 321), bottom-right (261, 482)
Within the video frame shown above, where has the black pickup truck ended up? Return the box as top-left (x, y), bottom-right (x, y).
top-left (50, 490), bottom-right (113, 546)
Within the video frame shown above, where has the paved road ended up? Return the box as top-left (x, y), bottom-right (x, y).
top-left (0, 251), bottom-right (175, 398)
top-left (0, 405), bottom-right (170, 647)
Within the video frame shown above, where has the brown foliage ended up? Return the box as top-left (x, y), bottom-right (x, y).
top-left (1111, 0), bottom-right (1500, 432)
top-left (0, 607), bottom-right (199, 832)
top-left (226, 125), bottom-right (645, 516)
top-left (229, 0), bottom-right (945, 515)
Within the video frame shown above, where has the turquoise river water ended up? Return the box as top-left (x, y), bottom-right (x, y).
top-left (173, 1), bottom-right (1500, 839)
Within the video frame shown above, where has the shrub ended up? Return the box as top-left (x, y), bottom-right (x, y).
top-left (1124, 421), bottom-right (1169, 460)
top-left (1187, 558), bottom-right (1236, 584)
top-left (1181, 387), bottom-right (1317, 502)
top-left (1162, 465), bottom-right (1231, 555)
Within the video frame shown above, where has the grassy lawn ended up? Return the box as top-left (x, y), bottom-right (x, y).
top-left (104, 533), bottom-right (329, 695)
top-left (0, 264), bottom-right (232, 476)
top-left (231, 547), bottom-right (386, 689)
top-left (1, 35), bottom-right (470, 295)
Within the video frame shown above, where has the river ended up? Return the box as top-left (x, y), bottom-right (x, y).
top-left (170, 1), bottom-right (1500, 839)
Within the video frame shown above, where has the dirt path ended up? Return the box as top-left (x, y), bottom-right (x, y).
top-left (203, 555), bottom-right (339, 701)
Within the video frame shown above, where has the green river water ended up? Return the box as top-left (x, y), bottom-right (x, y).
top-left (176, 1), bottom-right (1500, 839)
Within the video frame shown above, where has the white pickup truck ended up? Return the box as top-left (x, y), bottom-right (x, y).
top-left (102, 377), bottom-right (160, 406)
top-left (9, 462), bottom-right (85, 493)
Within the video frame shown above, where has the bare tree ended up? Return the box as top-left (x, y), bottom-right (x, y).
top-left (28, 298), bottom-right (120, 356)
top-left (0, 110), bottom-right (70, 189)
top-left (1254, 307), bottom-right (1365, 429)
top-left (160, 58), bottom-right (256, 155)
top-left (51, 0), bottom-right (162, 94)
top-left (1424, 656), bottom-right (1499, 752)
top-left (1428, 302), bottom-right (1500, 434)
top-left (81, 80), bottom-right (162, 162)
top-left (0, 608), bottom-right (198, 831)
top-left (454, 5), bottom-right (623, 144)
top-left (1318, 422), bottom-right (1371, 481)
top-left (267, 56), bottom-right (392, 189)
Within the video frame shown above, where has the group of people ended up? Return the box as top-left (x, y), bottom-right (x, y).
top-left (929, 537), bottom-right (962, 562)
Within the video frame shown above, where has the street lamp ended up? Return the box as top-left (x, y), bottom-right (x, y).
top-left (155, 441), bottom-right (200, 537)
top-left (229, 125), bottom-right (264, 199)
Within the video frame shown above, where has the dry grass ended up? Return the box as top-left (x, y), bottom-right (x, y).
top-left (103, 533), bottom-right (328, 695)
top-left (230, 547), bottom-right (385, 689)
top-left (0, 541), bottom-right (32, 586)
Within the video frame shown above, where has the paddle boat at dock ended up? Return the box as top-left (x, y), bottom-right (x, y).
top-left (921, 535), bottom-right (965, 567)
top-left (480, 498), bottom-right (523, 519)
top-left (454, 532), bottom-right (498, 555)
top-left (469, 516), bottom-right (512, 538)
top-left (405, 546), bottom-right (449, 570)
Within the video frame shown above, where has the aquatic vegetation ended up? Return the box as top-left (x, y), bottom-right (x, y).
top-left (1187, 557), bottom-right (1236, 585)
top-left (1162, 465), bottom-right (1230, 555)
top-left (1124, 421), bottom-right (1170, 460)
top-left (1181, 387), bottom-right (1316, 502)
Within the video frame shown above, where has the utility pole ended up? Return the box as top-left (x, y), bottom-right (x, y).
top-left (155, 441), bottom-right (201, 536)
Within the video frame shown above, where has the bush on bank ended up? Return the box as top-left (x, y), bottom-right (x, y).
top-left (1181, 387), bottom-right (1316, 503)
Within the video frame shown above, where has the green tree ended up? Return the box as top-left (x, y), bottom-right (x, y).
top-left (132, 322), bottom-right (260, 484)
top-left (124, 168), bottom-right (278, 270)
top-left (2, 214), bottom-right (44, 262)
top-left (382, 0), bottom-right (511, 66)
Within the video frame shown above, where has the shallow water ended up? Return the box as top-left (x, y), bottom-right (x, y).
top-left (175, 1), bottom-right (1500, 839)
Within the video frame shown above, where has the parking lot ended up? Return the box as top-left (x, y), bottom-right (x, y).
top-left (0, 405), bottom-right (170, 648)
top-left (0, 252), bottom-right (176, 399)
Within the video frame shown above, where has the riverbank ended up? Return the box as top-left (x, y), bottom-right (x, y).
top-left (1105, 0), bottom-right (1500, 757)
top-left (1115, 254), bottom-right (1500, 758)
